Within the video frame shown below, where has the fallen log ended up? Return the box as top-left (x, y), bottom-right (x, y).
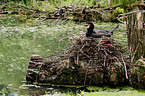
top-left (26, 36), bottom-right (145, 89)
top-left (0, 2), bottom-right (125, 22)
top-left (26, 37), bottom-right (129, 86)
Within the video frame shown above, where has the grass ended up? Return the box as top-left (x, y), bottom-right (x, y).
top-left (59, 86), bottom-right (145, 96)
top-left (84, 86), bottom-right (145, 96)
top-left (84, 91), bottom-right (145, 96)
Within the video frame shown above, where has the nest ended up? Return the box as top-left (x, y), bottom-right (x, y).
top-left (66, 37), bottom-right (124, 66)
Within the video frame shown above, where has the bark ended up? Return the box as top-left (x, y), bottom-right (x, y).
top-left (125, 10), bottom-right (145, 62)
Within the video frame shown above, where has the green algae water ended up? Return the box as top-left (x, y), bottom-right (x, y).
top-left (0, 14), bottom-right (145, 96)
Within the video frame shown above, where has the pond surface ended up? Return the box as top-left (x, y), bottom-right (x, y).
top-left (0, 14), bottom-right (145, 96)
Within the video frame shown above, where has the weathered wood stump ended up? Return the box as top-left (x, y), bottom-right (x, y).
top-left (120, 3), bottom-right (145, 89)
top-left (124, 4), bottom-right (145, 63)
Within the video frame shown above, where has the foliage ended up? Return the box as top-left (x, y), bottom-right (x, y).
top-left (113, 0), bottom-right (139, 6)
top-left (2, 88), bottom-right (5, 96)
top-left (2, 0), bottom-right (141, 11)
top-left (1, 88), bottom-right (8, 96)
top-left (1, 0), bottom-right (141, 23)
top-left (115, 7), bottom-right (124, 14)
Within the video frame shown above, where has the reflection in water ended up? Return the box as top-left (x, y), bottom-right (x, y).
top-left (19, 84), bottom-right (92, 96)
top-left (0, 82), bottom-right (141, 96)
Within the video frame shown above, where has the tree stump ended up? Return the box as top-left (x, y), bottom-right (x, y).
top-left (125, 8), bottom-right (145, 62)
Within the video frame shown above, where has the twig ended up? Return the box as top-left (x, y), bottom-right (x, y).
top-left (67, 57), bottom-right (70, 68)
top-left (121, 53), bottom-right (128, 80)
top-left (77, 54), bottom-right (79, 65)
top-left (131, 43), bottom-right (139, 63)
top-left (84, 69), bottom-right (88, 85)
top-left (88, 7), bottom-right (97, 21)
top-left (104, 55), bottom-right (106, 67)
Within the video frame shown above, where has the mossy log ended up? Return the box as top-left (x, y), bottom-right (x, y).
top-left (130, 58), bottom-right (145, 89)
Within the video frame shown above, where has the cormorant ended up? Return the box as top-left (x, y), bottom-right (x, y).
top-left (86, 21), bottom-right (119, 38)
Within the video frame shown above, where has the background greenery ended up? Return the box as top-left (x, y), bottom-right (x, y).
top-left (1, 0), bottom-right (141, 11)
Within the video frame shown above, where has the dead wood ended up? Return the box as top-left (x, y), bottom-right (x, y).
top-left (26, 37), bottom-right (129, 86)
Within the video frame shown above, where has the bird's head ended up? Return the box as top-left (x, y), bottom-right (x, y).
top-left (86, 21), bottom-right (94, 31)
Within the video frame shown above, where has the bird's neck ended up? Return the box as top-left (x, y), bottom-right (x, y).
top-left (87, 28), bottom-right (93, 33)
top-left (86, 28), bottom-right (93, 37)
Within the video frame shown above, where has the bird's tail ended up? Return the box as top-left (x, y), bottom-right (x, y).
top-left (109, 24), bottom-right (119, 33)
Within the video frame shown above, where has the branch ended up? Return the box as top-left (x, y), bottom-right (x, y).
top-left (121, 53), bottom-right (128, 80)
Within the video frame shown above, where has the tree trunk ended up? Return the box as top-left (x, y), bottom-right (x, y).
top-left (126, 9), bottom-right (145, 62)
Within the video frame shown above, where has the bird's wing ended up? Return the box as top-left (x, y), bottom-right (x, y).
top-left (93, 29), bottom-right (109, 35)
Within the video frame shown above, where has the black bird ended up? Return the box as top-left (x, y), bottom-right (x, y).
top-left (86, 21), bottom-right (119, 38)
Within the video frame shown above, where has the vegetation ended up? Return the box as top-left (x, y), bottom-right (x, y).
top-left (1, 0), bottom-right (141, 11)
top-left (59, 86), bottom-right (145, 96)
top-left (62, 91), bottom-right (145, 96)
top-left (0, 0), bottom-right (145, 95)
top-left (84, 91), bottom-right (145, 96)
top-left (1, 0), bottom-right (142, 23)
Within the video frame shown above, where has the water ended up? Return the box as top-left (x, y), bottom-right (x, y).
top-left (0, 14), bottom-right (145, 96)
